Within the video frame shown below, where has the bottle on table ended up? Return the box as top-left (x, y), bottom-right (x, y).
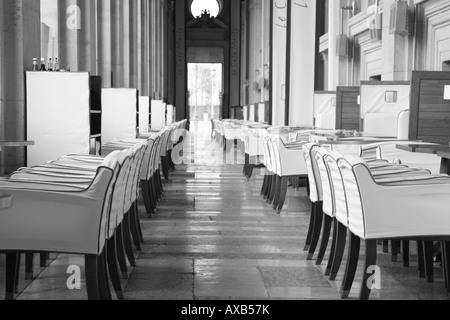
top-left (47, 58), bottom-right (53, 71)
top-left (32, 58), bottom-right (39, 71)
top-left (54, 58), bottom-right (60, 71)
top-left (40, 57), bottom-right (46, 71)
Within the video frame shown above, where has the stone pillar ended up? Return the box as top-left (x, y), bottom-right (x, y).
top-left (137, 0), bottom-right (143, 94)
top-left (150, 0), bottom-right (157, 98)
top-left (167, 0), bottom-right (176, 104)
top-left (122, 0), bottom-right (131, 87)
top-left (155, 0), bottom-right (162, 98)
top-left (111, 0), bottom-right (123, 88)
top-left (328, 0), bottom-right (341, 91)
top-left (161, 0), bottom-right (168, 100)
top-left (229, 0), bottom-right (241, 109)
top-left (58, 0), bottom-right (96, 73)
top-left (248, 1), bottom-right (256, 104)
top-left (381, 0), bottom-right (413, 80)
top-left (129, 0), bottom-right (138, 89)
top-left (0, 0), bottom-right (41, 173)
top-left (97, 0), bottom-right (112, 87)
top-left (174, 0), bottom-right (187, 120)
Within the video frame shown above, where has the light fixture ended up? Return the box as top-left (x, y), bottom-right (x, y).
top-left (390, 0), bottom-right (409, 36)
top-left (336, 4), bottom-right (354, 58)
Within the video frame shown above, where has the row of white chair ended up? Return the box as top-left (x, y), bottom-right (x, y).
top-left (0, 120), bottom-right (187, 300)
top-left (303, 142), bottom-right (450, 299)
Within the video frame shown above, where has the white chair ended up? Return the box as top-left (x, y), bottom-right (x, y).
top-left (337, 154), bottom-right (450, 300)
top-left (0, 152), bottom-right (121, 300)
top-left (269, 135), bottom-right (308, 213)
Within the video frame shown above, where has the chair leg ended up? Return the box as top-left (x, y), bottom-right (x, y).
top-left (423, 241), bottom-right (434, 283)
top-left (442, 241), bottom-right (450, 294)
top-left (271, 176), bottom-right (280, 209)
top-left (158, 169), bottom-right (164, 194)
top-left (244, 154), bottom-right (249, 178)
top-left (106, 237), bottom-right (125, 300)
top-left (329, 222), bottom-right (348, 281)
top-left (40, 252), bottom-right (49, 268)
top-left (151, 177), bottom-right (159, 209)
top-left (316, 214), bottom-right (333, 266)
top-left (391, 240), bottom-right (400, 263)
top-left (122, 216), bottom-right (136, 268)
top-left (115, 223), bottom-right (129, 279)
top-left (325, 219), bottom-right (338, 276)
top-left (134, 202), bottom-right (144, 243)
top-left (417, 241), bottom-right (425, 279)
top-left (341, 232), bottom-right (361, 299)
top-left (276, 177), bottom-right (289, 214)
top-left (303, 202), bottom-right (316, 252)
top-left (5, 253), bottom-right (20, 300)
top-left (129, 205), bottom-right (142, 251)
top-left (85, 254), bottom-right (100, 301)
top-left (307, 202), bottom-right (324, 260)
top-left (25, 253), bottom-right (35, 280)
top-left (360, 240), bottom-right (378, 301)
top-left (402, 240), bottom-right (410, 268)
top-left (382, 240), bottom-right (389, 253)
top-left (14, 253), bottom-right (21, 294)
top-left (97, 250), bottom-right (112, 300)
top-left (142, 180), bottom-right (155, 218)
top-left (161, 156), bottom-right (169, 182)
top-left (261, 175), bottom-right (268, 198)
top-left (267, 175), bottom-right (277, 205)
top-left (263, 174), bottom-right (272, 200)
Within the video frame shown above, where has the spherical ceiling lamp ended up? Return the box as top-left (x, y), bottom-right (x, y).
top-left (190, 0), bottom-right (220, 18)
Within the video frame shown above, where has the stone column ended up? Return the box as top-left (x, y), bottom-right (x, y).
top-left (111, 0), bottom-right (123, 87)
top-left (155, 0), bottom-right (162, 99)
top-left (129, 0), bottom-right (138, 89)
top-left (174, 0), bottom-right (187, 120)
top-left (150, 0), bottom-right (157, 98)
top-left (97, 0), bottom-right (112, 87)
top-left (58, 0), bottom-right (96, 73)
top-left (248, 1), bottom-right (256, 105)
top-left (0, 0), bottom-right (41, 173)
top-left (229, 0), bottom-right (241, 108)
top-left (137, 0), bottom-right (143, 94)
top-left (122, 0), bottom-right (131, 87)
top-left (381, 0), bottom-right (412, 80)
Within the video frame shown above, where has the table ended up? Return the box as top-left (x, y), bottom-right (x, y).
top-left (0, 141), bottom-right (35, 148)
top-left (395, 144), bottom-right (450, 175)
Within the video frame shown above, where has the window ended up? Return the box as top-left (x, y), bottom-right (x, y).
top-left (190, 0), bottom-right (221, 18)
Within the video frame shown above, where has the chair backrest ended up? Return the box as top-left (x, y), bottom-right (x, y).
top-left (140, 138), bottom-right (155, 181)
top-left (129, 142), bottom-right (147, 205)
top-left (108, 150), bottom-right (132, 238)
top-left (261, 130), bottom-right (272, 172)
top-left (314, 147), bottom-right (334, 217)
top-left (302, 143), bottom-right (322, 203)
top-left (323, 151), bottom-right (347, 226)
top-left (337, 154), bottom-right (367, 238)
top-left (268, 134), bottom-right (280, 176)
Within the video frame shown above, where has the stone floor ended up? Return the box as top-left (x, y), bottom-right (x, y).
top-left (0, 128), bottom-right (449, 300)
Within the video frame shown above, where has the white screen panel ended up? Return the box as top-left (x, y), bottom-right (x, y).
top-left (151, 100), bottom-right (166, 130)
top-left (102, 88), bottom-right (138, 144)
top-left (26, 72), bottom-right (91, 166)
top-left (139, 96), bottom-right (150, 134)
